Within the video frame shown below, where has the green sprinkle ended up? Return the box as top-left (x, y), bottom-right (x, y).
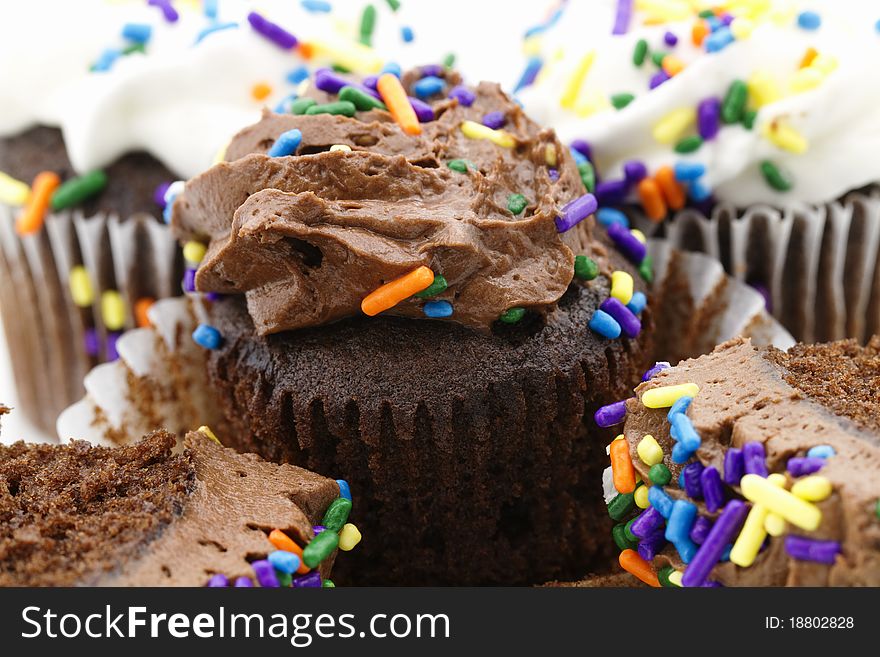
top-left (650, 51), bottom-right (667, 68)
top-left (612, 523), bottom-right (639, 551)
top-left (574, 255), bottom-right (598, 281)
top-left (443, 52), bottom-right (456, 68)
top-left (742, 109), bottom-right (757, 130)
top-left (611, 93), bottom-right (635, 110)
top-left (633, 39), bottom-right (648, 66)
top-left (507, 193), bottom-right (528, 215)
top-left (624, 518), bottom-right (638, 542)
top-left (698, 9), bottom-right (715, 18)
top-left (875, 498), bottom-right (880, 519)
top-left (499, 307), bottom-right (526, 324)
top-left (648, 463), bottom-right (671, 486)
top-left (578, 161), bottom-right (595, 193)
top-left (385, 0), bottom-right (401, 11)
top-left (50, 171), bottom-right (108, 211)
top-left (277, 571), bottom-right (292, 587)
top-left (290, 97), bottom-right (317, 115)
top-left (122, 42), bottom-right (146, 56)
top-left (415, 274), bottom-right (448, 298)
top-left (721, 79), bottom-right (748, 124)
top-left (638, 255), bottom-right (654, 284)
top-left (321, 497), bottom-right (353, 533)
top-left (674, 135), bottom-right (703, 154)
top-left (760, 160), bottom-right (793, 191)
top-left (339, 85), bottom-right (387, 111)
top-left (305, 100), bottom-right (357, 117)
top-left (331, 63), bottom-right (352, 73)
top-left (302, 530), bottom-right (340, 568)
top-left (447, 158), bottom-right (474, 173)
top-left (658, 566), bottom-right (678, 587)
top-left (322, 579), bottom-right (336, 588)
top-left (359, 4), bottom-right (377, 46)
top-left (607, 492), bottom-right (635, 521)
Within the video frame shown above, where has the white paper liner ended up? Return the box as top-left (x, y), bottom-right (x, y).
top-left (56, 244), bottom-right (794, 446)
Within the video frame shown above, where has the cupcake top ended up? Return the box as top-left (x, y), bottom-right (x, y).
top-left (517, 0), bottom-right (880, 208)
top-left (597, 336), bottom-right (880, 587)
top-left (0, 427), bottom-right (357, 587)
top-left (172, 68), bottom-right (606, 334)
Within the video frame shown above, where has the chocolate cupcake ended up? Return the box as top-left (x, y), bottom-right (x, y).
top-left (171, 67), bottom-right (655, 585)
top-left (596, 336), bottom-right (880, 587)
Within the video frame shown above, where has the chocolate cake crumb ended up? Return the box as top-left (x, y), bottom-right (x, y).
top-left (0, 431), bottom-right (194, 586)
top-left (766, 336), bottom-right (880, 434)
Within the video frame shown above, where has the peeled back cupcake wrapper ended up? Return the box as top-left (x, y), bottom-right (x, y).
top-left (56, 243), bottom-right (794, 447)
top-left (0, 205), bottom-right (183, 433)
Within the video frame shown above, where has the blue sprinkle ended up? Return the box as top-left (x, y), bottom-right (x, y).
top-left (336, 479), bottom-right (352, 501)
top-left (401, 25), bottom-right (414, 42)
top-left (381, 61), bottom-right (402, 78)
top-left (705, 26), bottom-right (734, 53)
top-left (797, 11), bottom-right (821, 30)
top-left (267, 550), bottom-right (301, 574)
top-left (665, 500), bottom-right (699, 564)
top-left (626, 291), bottom-right (647, 315)
top-left (876, 18), bottom-right (880, 33)
top-left (286, 66), bottom-right (310, 85)
top-left (513, 56), bottom-right (542, 93)
top-left (589, 309), bottom-right (621, 339)
top-left (413, 75), bottom-right (445, 99)
top-left (596, 207), bottom-right (630, 229)
top-left (301, 0), bottom-right (332, 12)
top-left (678, 470), bottom-right (686, 489)
top-left (92, 48), bottom-right (121, 72)
top-left (570, 148), bottom-right (587, 166)
top-left (674, 161), bottom-right (706, 181)
top-left (670, 413), bottom-right (701, 452)
top-left (122, 23), bottom-right (152, 45)
top-left (720, 543), bottom-right (733, 562)
top-left (667, 395), bottom-right (693, 422)
top-left (195, 21), bottom-right (238, 44)
top-left (192, 324), bottom-right (223, 350)
top-left (672, 442), bottom-right (696, 464)
top-left (689, 179), bottom-right (712, 202)
top-left (648, 486), bottom-right (674, 518)
top-left (423, 300), bottom-right (453, 318)
top-left (706, 16), bottom-right (722, 32)
top-left (267, 129), bottom-right (303, 157)
top-left (274, 93), bottom-right (299, 113)
top-left (204, 0), bottom-right (219, 19)
top-left (807, 444), bottom-right (836, 459)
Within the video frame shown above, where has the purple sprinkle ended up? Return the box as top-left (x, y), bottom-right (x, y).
top-left (750, 282), bottom-right (772, 313)
top-left (148, 0), bottom-right (179, 22)
top-left (649, 70), bottom-right (670, 90)
top-left (623, 160), bottom-right (648, 185)
top-left (743, 441), bottom-right (768, 477)
top-left (84, 328), bottom-right (100, 357)
top-left (482, 111), bottom-right (506, 129)
top-left (247, 11), bottom-right (298, 49)
top-left (702, 580), bottom-right (724, 587)
top-left (787, 456), bottom-right (825, 477)
top-left (600, 297), bottom-right (641, 338)
top-left (314, 68), bottom-right (350, 94)
top-left (720, 13), bottom-right (734, 26)
top-left (637, 531), bottom-right (667, 561)
top-left (612, 0), bottom-right (634, 35)
top-left (234, 576), bottom-right (254, 587)
top-left (594, 399), bottom-right (628, 427)
top-left (204, 291), bottom-right (223, 302)
top-left (292, 571), bottom-right (323, 588)
top-left (421, 64), bottom-right (444, 77)
top-left (689, 515), bottom-right (712, 544)
top-left (682, 500), bottom-right (749, 587)
top-left (630, 506), bottom-right (664, 539)
top-left (642, 362), bottom-right (670, 381)
top-left (594, 179), bottom-right (629, 206)
top-left (607, 222), bottom-right (647, 263)
top-left (363, 75), bottom-right (379, 90)
top-left (183, 267), bottom-right (197, 293)
top-left (697, 97), bottom-right (721, 140)
top-left (251, 560), bottom-right (280, 587)
top-left (313, 525), bottom-right (326, 534)
top-left (664, 30), bottom-right (679, 46)
top-left (548, 168), bottom-right (560, 182)
top-left (570, 139), bottom-right (592, 162)
top-left (206, 574), bottom-right (229, 587)
top-left (700, 466), bottom-right (725, 513)
top-left (408, 96), bottom-right (435, 122)
top-left (784, 536), bottom-right (841, 565)
top-left (449, 85), bottom-right (476, 107)
top-left (682, 461), bottom-right (704, 499)
top-left (555, 193), bottom-right (598, 232)
top-left (723, 447), bottom-right (744, 485)
top-left (105, 332), bottom-right (121, 361)
top-left (154, 181), bottom-right (171, 208)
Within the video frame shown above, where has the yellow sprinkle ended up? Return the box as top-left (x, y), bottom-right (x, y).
top-left (197, 425), bottom-right (222, 445)
top-left (574, 88), bottom-right (610, 118)
top-left (630, 228), bottom-right (647, 244)
top-left (730, 17), bottom-right (755, 39)
top-left (730, 503), bottom-right (768, 567)
top-left (767, 473), bottom-right (787, 487)
top-left (652, 108), bottom-right (696, 145)
top-left (762, 120), bottom-right (808, 154)
top-left (0, 171), bottom-right (31, 206)
top-left (523, 35), bottom-right (543, 57)
top-left (460, 120), bottom-right (516, 148)
top-left (641, 383), bottom-right (700, 409)
top-left (637, 434), bottom-right (663, 466)
top-left (560, 50), bottom-right (595, 110)
top-left (338, 523), bottom-right (362, 551)
top-left (789, 67), bottom-right (824, 94)
top-left (747, 71), bottom-right (781, 108)
top-left (212, 140), bottom-right (229, 165)
top-left (183, 241), bottom-right (207, 265)
top-left (329, 144), bottom-right (352, 152)
top-left (634, 484), bottom-right (650, 509)
top-left (69, 266), bottom-right (94, 308)
top-left (309, 36), bottom-right (383, 74)
top-left (667, 570), bottom-right (683, 587)
top-left (811, 54), bottom-right (838, 75)
top-left (101, 290), bottom-right (126, 331)
top-left (545, 144), bottom-right (558, 167)
top-left (740, 474), bottom-right (822, 531)
top-left (764, 512), bottom-right (786, 536)
top-left (606, 434), bottom-right (625, 456)
top-left (791, 475), bottom-right (832, 502)
top-left (610, 270), bottom-right (634, 305)
top-left (635, 0), bottom-right (691, 21)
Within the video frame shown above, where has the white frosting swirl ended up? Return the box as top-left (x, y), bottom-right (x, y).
top-left (518, 0), bottom-right (880, 206)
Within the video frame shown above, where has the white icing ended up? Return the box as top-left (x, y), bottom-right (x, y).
top-left (517, 0), bottom-right (880, 206)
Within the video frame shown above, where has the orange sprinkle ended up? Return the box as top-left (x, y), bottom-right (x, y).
top-left (619, 549), bottom-right (660, 587)
top-left (655, 165), bottom-right (686, 211)
top-left (376, 73), bottom-right (421, 136)
top-left (251, 82), bottom-right (272, 101)
top-left (16, 171), bottom-right (60, 236)
top-left (637, 177), bottom-right (667, 223)
top-left (692, 20), bottom-right (710, 47)
top-left (713, 7), bottom-right (727, 17)
top-left (799, 47), bottom-right (818, 69)
top-left (662, 55), bottom-right (686, 77)
top-left (610, 439), bottom-right (637, 494)
top-left (296, 42), bottom-right (315, 59)
top-left (269, 529), bottom-right (310, 574)
top-left (362, 266), bottom-right (434, 316)
top-left (134, 297), bottom-right (155, 328)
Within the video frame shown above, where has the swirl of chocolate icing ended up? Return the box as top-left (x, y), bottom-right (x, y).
top-left (172, 70), bottom-right (595, 335)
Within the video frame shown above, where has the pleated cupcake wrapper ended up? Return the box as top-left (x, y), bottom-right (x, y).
top-left (0, 204), bottom-right (183, 433)
top-left (56, 242), bottom-right (793, 447)
top-left (633, 190), bottom-right (880, 344)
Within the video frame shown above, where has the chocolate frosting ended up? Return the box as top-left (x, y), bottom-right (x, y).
top-left (623, 337), bottom-right (880, 586)
top-left (172, 71), bottom-right (592, 334)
